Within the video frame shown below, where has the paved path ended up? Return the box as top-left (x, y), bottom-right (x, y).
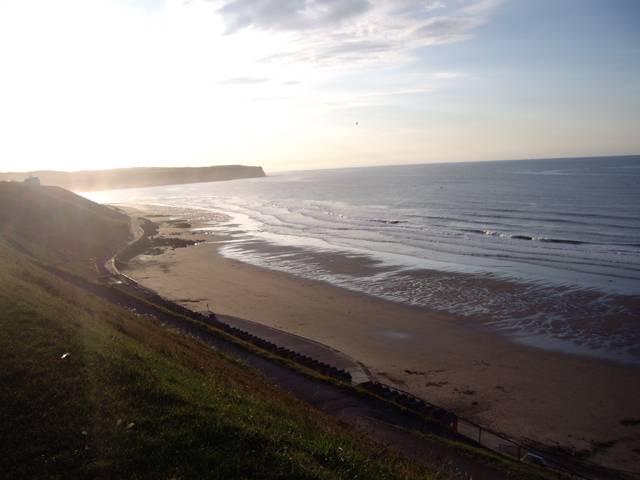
top-left (105, 215), bottom-right (144, 278)
top-left (217, 314), bottom-right (371, 384)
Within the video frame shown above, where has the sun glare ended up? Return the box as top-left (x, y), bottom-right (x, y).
top-left (0, 0), bottom-right (316, 172)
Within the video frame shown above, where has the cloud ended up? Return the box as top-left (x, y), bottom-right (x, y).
top-left (218, 0), bottom-right (370, 33)
top-left (462, 0), bottom-right (505, 15)
top-left (217, 76), bottom-right (271, 85)
top-left (413, 16), bottom-right (482, 45)
top-left (262, 40), bottom-right (395, 67)
top-left (210, 0), bottom-right (505, 67)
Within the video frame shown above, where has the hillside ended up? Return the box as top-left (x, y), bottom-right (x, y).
top-left (0, 181), bottom-right (129, 274)
top-left (0, 183), bottom-right (432, 478)
top-left (0, 165), bottom-right (266, 192)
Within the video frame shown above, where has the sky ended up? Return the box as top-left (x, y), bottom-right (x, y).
top-left (0, 0), bottom-right (639, 173)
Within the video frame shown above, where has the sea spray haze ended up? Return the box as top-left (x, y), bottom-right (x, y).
top-left (86, 155), bottom-right (640, 363)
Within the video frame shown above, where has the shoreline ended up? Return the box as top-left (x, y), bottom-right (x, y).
top-left (120, 203), bottom-right (640, 471)
top-left (215, 236), bottom-right (640, 366)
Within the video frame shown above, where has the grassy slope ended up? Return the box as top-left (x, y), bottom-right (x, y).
top-left (0, 184), bottom-right (432, 479)
top-left (0, 182), bottom-right (129, 274)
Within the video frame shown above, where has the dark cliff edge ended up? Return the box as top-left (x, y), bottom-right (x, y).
top-left (0, 165), bottom-right (266, 192)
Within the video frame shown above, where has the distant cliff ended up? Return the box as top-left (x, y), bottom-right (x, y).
top-left (0, 165), bottom-right (266, 192)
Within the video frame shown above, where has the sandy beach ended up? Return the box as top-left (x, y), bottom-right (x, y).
top-left (121, 204), bottom-right (640, 471)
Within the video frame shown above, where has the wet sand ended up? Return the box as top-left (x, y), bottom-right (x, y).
top-left (121, 204), bottom-right (640, 471)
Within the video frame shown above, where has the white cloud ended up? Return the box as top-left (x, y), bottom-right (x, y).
top-left (212, 0), bottom-right (504, 67)
top-left (218, 0), bottom-right (371, 33)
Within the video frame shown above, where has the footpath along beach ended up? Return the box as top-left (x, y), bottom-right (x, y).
top-left (119, 203), bottom-right (640, 472)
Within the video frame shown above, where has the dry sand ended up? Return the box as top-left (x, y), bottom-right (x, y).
top-left (122, 204), bottom-right (640, 471)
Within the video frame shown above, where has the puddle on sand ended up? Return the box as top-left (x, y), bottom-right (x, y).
top-left (380, 330), bottom-right (412, 340)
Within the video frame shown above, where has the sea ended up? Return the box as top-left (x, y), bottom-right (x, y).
top-left (85, 156), bottom-right (640, 364)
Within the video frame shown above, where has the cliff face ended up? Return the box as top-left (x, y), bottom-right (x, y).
top-left (0, 165), bottom-right (266, 192)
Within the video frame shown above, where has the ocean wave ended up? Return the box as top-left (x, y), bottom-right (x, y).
top-left (463, 211), bottom-right (640, 231)
top-left (511, 234), bottom-right (534, 241)
top-left (460, 229), bottom-right (587, 245)
top-left (457, 206), bottom-right (639, 222)
top-left (457, 229), bottom-right (640, 249)
top-left (538, 238), bottom-right (587, 245)
top-left (371, 219), bottom-right (406, 225)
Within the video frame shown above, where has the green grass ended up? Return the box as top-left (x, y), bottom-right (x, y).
top-left (0, 240), bottom-right (436, 479)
